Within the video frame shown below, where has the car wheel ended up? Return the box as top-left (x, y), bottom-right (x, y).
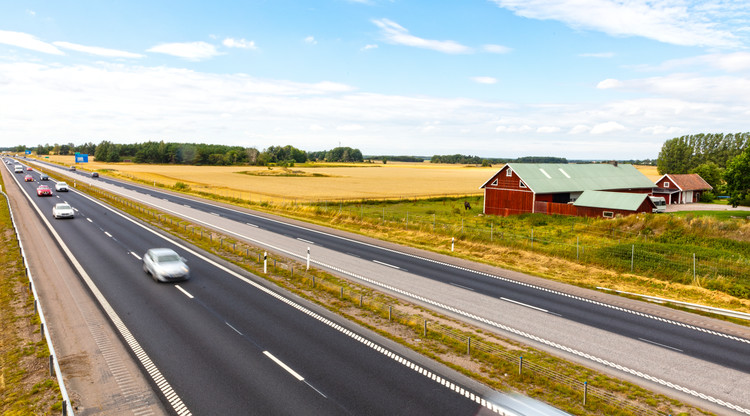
top-left (143, 263), bottom-right (149, 275)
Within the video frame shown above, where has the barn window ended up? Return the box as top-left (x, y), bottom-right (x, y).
top-left (603, 211), bottom-right (614, 218)
top-left (506, 168), bottom-right (512, 177)
top-left (663, 181), bottom-right (670, 188)
top-left (519, 181), bottom-right (527, 188)
top-left (491, 179), bottom-right (498, 186)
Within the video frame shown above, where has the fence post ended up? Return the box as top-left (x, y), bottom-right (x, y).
top-left (467, 337), bottom-right (471, 355)
top-left (451, 237), bottom-right (455, 252)
top-left (49, 355), bottom-right (55, 376)
top-left (388, 306), bottom-right (392, 321)
top-left (490, 223), bottom-right (493, 242)
top-left (359, 294), bottom-right (363, 307)
top-left (631, 244), bottom-right (634, 272)
top-left (519, 356), bottom-right (523, 375)
top-left (406, 211), bottom-right (409, 229)
top-left (263, 252), bottom-right (267, 274)
top-left (531, 228), bottom-right (534, 249)
top-left (307, 247), bottom-right (310, 270)
top-left (693, 253), bottom-right (696, 283)
top-left (576, 236), bottom-right (579, 261)
top-left (433, 214), bottom-right (436, 232)
top-left (340, 286), bottom-right (344, 299)
top-left (424, 320), bottom-right (427, 337)
top-left (461, 218), bottom-right (464, 233)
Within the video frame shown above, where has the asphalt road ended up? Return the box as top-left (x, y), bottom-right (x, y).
top-left (5, 158), bottom-right (516, 415)
top-left (20, 158), bottom-right (750, 415)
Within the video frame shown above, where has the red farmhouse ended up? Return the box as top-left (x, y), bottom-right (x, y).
top-left (480, 163), bottom-right (656, 217)
top-left (652, 174), bottom-right (712, 205)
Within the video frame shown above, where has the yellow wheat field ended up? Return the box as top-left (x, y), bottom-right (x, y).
top-left (40, 155), bottom-right (493, 201)
top-left (37, 155), bottom-right (661, 202)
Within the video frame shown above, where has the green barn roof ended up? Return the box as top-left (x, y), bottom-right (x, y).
top-left (481, 163), bottom-right (655, 194)
top-left (573, 190), bottom-right (652, 211)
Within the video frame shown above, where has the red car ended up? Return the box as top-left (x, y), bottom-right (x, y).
top-left (36, 185), bottom-right (52, 196)
top-left (26, 167), bottom-right (32, 171)
top-left (24, 175), bottom-right (33, 182)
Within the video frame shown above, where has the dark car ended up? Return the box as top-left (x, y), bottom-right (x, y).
top-left (91, 172), bottom-right (99, 178)
top-left (40, 174), bottom-right (49, 181)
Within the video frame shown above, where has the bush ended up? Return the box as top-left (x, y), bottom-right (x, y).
top-left (173, 182), bottom-right (190, 191)
top-left (700, 191), bottom-right (716, 203)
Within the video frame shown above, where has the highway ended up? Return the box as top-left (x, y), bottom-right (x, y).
top-left (4, 158), bottom-right (515, 415)
top-left (19, 158), bottom-right (750, 414)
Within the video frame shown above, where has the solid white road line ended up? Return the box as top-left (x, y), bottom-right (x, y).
top-left (130, 252), bottom-right (142, 261)
top-left (297, 238), bottom-right (315, 245)
top-left (449, 282), bottom-right (475, 291)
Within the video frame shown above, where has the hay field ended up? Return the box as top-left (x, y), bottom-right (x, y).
top-left (40, 155), bottom-right (493, 201)
top-left (37, 155), bottom-right (661, 201)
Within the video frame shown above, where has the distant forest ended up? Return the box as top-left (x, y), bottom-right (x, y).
top-left (11, 141), bottom-right (656, 167)
top-left (16, 141), bottom-right (364, 166)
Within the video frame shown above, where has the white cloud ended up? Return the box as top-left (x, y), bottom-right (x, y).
top-left (26, 10), bottom-right (36, 17)
top-left (597, 78), bottom-right (623, 89)
top-left (490, 0), bottom-right (742, 48)
top-left (304, 36), bottom-right (317, 45)
top-left (362, 44), bottom-right (378, 51)
top-left (640, 125), bottom-right (683, 135)
top-left (569, 125), bottom-right (590, 134)
top-left (653, 52), bottom-right (750, 73)
top-left (337, 124), bottom-right (364, 131)
top-left (496, 125), bottom-right (533, 133)
top-left (537, 126), bottom-right (561, 133)
top-left (590, 121), bottom-right (625, 134)
top-left (147, 41), bottom-right (221, 61)
top-left (596, 73), bottom-right (750, 104)
top-left (471, 76), bottom-right (497, 84)
top-left (483, 44), bottom-right (512, 54)
top-left (222, 38), bottom-right (257, 50)
top-left (53, 41), bottom-right (144, 58)
top-left (309, 124), bottom-right (325, 131)
top-left (580, 52), bottom-right (614, 58)
top-left (0, 30), bottom-right (64, 55)
top-left (372, 18), bottom-right (473, 54)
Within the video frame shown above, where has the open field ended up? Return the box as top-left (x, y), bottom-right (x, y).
top-left (36, 155), bottom-right (661, 201)
top-left (39, 155), bottom-right (492, 201)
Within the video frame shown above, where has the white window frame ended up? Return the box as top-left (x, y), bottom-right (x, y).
top-left (663, 181), bottom-right (670, 188)
top-left (603, 211), bottom-right (614, 218)
top-left (519, 180), bottom-right (527, 188)
top-left (506, 168), bottom-right (512, 177)
top-left (491, 179), bottom-right (498, 186)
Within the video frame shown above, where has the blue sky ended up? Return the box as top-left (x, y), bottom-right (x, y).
top-left (1, 0), bottom-right (749, 159)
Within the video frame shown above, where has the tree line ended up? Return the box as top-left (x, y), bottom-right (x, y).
top-left (16, 142), bottom-right (364, 166)
top-left (656, 132), bottom-right (750, 206)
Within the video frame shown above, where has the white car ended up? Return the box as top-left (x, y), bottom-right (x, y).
top-left (142, 248), bottom-right (190, 282)
top-left (52, 203), bottom-right (74, 219)
top-left (55, 182), bottom-right (69, 192)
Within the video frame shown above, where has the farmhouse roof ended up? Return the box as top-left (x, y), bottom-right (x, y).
top-left (480, 163), bottom-right (655, 194)
top-left (573, 190), bottom-right (653, 211)
top-left (656, 173), bottom-right (712, 191)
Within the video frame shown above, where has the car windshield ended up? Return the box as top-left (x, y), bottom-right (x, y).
top-left (57, 204), bottom-right (71, 210)
top-left (156, 253), bottom-right (181, 263)
top-left (58, 182), bottom-right (67, 186)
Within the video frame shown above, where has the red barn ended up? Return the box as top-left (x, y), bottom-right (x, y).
top-left (480, 163), bottom-right (656, 217)
top-left (653, 174), bottom-right (712, 204)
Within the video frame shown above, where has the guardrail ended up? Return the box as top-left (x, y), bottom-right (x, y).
top-left (598, 287), bottom-right (750, 321)
top-left (1, 181), bottom-right (74, 416)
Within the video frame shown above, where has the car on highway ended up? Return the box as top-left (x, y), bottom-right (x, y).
top-left (143, 248), bottom-right (190, 282)
top-left (52, 203), bottom-right (74, 219)
top-left (55, 182), bottom-right (69, 192)
top-left (91, 172), bottom-right (99, 178)
top-left (40, 174), bottom-right (49, 181)
top-left (24, 175), bottom-right (33, 182)
top-left (69, 166), bottom-right (76, 171)
top-left (14, 165), bottom-right (23, 173)
top-left (26, 167), bottom-right (32, 171)
top-left (36, 185), bottom-right (52, 196)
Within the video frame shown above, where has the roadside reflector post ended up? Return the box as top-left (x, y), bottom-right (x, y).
top-left (583, 381), bottom-right (588, 406)
top-left (306, 247), bottom-right (310, 270)
top-left (467, 337), bottom-right (471, 355)
top-left (451, 237), bottom-right (455, 252)
top-left (519, 356), bottom-right (523, 376)
top-left (388, 306), bottom-right (392, 321)
top-left (263, 252), bottom-right (267, 274)
top-left (49, 355), bottom-right (54, 376)
top-left (424, 320), bottom-right (427, 337)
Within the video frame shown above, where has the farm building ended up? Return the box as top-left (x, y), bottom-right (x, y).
top-left (572, 191), bottom-right (657, 218)
top-left (480, 163), bottom-right (656, 217)
top-left (652, 174), bottom-right (712, 204)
